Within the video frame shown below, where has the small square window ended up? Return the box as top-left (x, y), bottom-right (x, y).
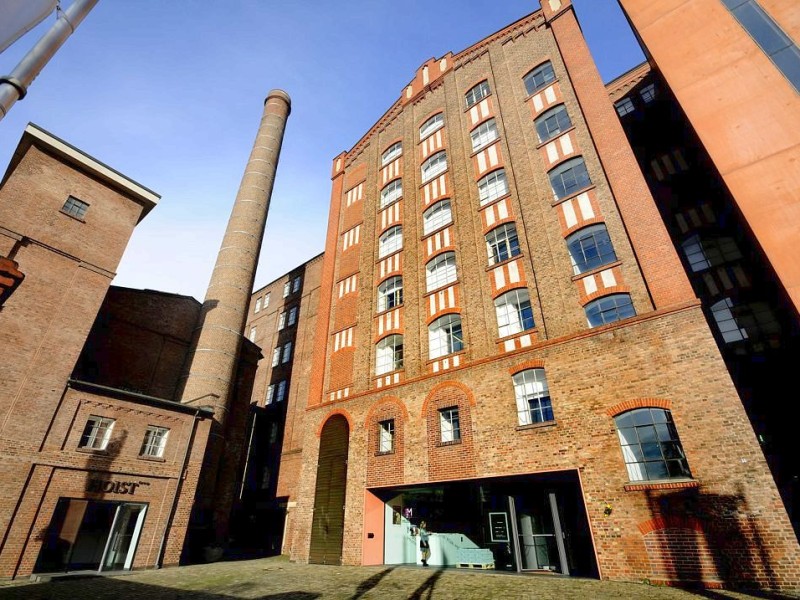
top-left (140, 425), bottom-right (169, 458)
top-left (640, 83), bottom-right (656, 103)
top-left (79, 416), bottom-right (115, 450)
top-left (439, 407), bottom-right (461, 443)
top-left (615, 97), bottom-right (635, 116)
top-left (62, 196), bottom-right (89, 220)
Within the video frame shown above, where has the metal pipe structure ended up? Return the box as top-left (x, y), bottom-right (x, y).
top-left (0, 0), bottom-right (100, 121)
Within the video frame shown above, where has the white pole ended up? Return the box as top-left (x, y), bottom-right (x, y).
top-left (0, 0), bottom-right (100, 121)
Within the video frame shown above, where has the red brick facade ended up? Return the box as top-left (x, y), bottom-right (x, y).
top-left (289, 3), bottom-right (800, 591)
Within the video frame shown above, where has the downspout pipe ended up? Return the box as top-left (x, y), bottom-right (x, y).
top-left (0, 0), bottom-right (100, 121)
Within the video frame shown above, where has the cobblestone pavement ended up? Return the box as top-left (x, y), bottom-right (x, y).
top-left (0, 557), bottom-right (797, 600)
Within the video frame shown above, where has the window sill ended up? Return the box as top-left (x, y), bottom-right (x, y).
top-left (571, 260), bottom-right (622, 282)
top-left (535, 125), bottom-right (576, 150)
top-left (426, 350), bottom-right (465, 365)
top-left (436, 439), bottom-right (462, 448)
top-left (479, 192), bottom-right (513, 211)
top-left (137, 455), bottom-right (166, 463)
top-left (419, 168), bottom-right (450, 189)
top-left (76, 447), bottom-right (108, 455)
top-left (516, 420), bottom-right (556, 432)
top-left (523, 77), bottom-right (561, 104)
top-left (470, 137), bottom-right (501, 158)
top-left (374, 368), bottom-right (404, 379)
top-left (423, 280), bottom-right (459, 298)
top-left (420, 221), bottom-right (454, 242)
top-left (485, 253), bottom-right (524, 272)
top-left (375, 450), bottom-right (396, 457)
top-left (59, 210), bottom-right (86, 223)
top-left (419, 123), bottom-right (444, 144)
top-left (551, 185), bottom-right (595, 208)
top-left (496, 327), bottom-right (538, 344)
top-left (377, 248), bottom-right (403, 263)
top-left (379, 196), bottom-right (403, 212)
top-left (464, 90), bottom-right (493, 113)
top-left (623, 479), bottom-right (699, 492)
top-left (375, 303), bottom-right (404, 317)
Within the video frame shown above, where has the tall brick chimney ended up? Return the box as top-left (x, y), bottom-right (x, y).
top-left (179, 91), bottom-right (290, 547)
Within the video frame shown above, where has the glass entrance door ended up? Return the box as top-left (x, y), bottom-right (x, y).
top-left (509, 492), bottom-right (569, 574)
top-left (101, 503), bottom-right (147, 571)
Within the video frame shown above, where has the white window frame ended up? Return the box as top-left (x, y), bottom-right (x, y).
top-left (79, 416), bottom-right (115, 450)
top-left (494, 289), bottom-right (535, 338)
top-left (419, 113), bottom-right (444, 140)
top-left (465, 80), bottom-right (491, 108)
top-left (377, 276), bottom-right (403, 313)
top-left (140, 425), bottom-right (170, 458)
top-left (478, 169), bottom-right (508, 206)
top-left (375, 334), bottom-right (403, 375)
top-left (264, 292), bottom-right (270, 308)
top-left (382, 142), bottom-right (402, 166)
top-left (470, 118), bottom-right (499, 152)
top-left (512, 369), bottom-right (553, 426)
top-left (271, 347), bottom-right (280, 367)
top-left (523, 62), bottom-right (556, 96)
top-left (378, 419), bottom-right (395, 453)
top-left (439, 407), bottom-right (461, 443)
top-left (421, 151), bottom-right (447, 183)
top-left (266, 384), bottom-right (275, 404)
top-left (278, 312), bottom-right (286, 330)
top-left (422, 199), bottom-right (453, 236)
top-left (378, 225), bottom-right (403, 258)
top-left (255, 297), bottom-right (262, 313)
top-left (425, 251), bottom-right (457, 292)
top-left (380, 179), bottom-right (403, 208)
top-left (485, 223), bottom-right (520, 266)
top-left (283, 282), bottom-right (290, 298)
top-left (249, 326), bottom-right (257, 342)
top-left (428, 313), bottom-right (463, 359)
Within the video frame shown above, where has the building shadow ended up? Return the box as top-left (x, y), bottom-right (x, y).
top-left (642, 485), bottom-right (789, 595)
top-left (0, 577), bottom-right (321, 600)
top-left (349, 566), bottom-right (395, 599)
top-left (407, 568), bottom-right (444, 600)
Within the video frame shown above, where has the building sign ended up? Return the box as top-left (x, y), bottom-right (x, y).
top-left (489, 512), bottom-right (510, 542)
top-left (87, 479), bottom-right (148, 495)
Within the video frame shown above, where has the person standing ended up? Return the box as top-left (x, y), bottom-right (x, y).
top-left (419, 521), bottom-right (431, 567)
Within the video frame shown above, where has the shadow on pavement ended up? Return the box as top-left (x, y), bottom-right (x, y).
top-left (350, 567), bottom-right (395, 599)
top-left (408, 568), bottom-right (444, 600)
top-left (688, 588), bottom-right (800, 600)
top-left (0, 577), bottom-right (322, 600)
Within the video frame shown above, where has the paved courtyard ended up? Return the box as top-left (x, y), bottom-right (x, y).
top-left (0, 557), bottom-right (797, 600)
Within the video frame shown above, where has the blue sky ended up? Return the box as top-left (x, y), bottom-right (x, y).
top-left (0, 1), bottom-right (643, 301)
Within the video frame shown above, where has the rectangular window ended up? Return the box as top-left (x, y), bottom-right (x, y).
top-left (439, 407), bottom-right (461, 443)
top-left (282, 341), bottom-right (292, 364)
top-left (272, 347), bottom-right (280, 367)
top-left (61, 195), bottom-right (89, 219)
top-left (283, 282), bottom-right (290, 298)
top-left (278, 312), bottom-right (286, 330)
top-left (478, 169), bottom-right (508, 206)
top-left (288, 306), bottom-right (298, 327)
top-left (470, 118), bottom-right (499, 152)
top-left (276, 380), bottom-right (287, 402)
top-left (465, 80), bottom-right (491, 108)
top-left (140, 425), bottom-right (169, 458)
top-left (615, 97), bottom-right (635, 116)
top-left (292, 276), bottom-right (302, 293)
top-left (79, 416), bottom-right (115, 450)
top-left (264, 292), bottom-right (270, 308)
top-left (266, 384), bottom-right (275, 404)
top-left (382, 142), bottom-right (402, 166)
top-left (269, 422), bottom-right (279, 444)
top-left (249, 326), bottom-right (257, 342)
top-left (255, 297), bottom-right (262, 313)
top-left (378, 419), bottom-right (395, 453)
top-left (640, 83), bottom-right (656, 103)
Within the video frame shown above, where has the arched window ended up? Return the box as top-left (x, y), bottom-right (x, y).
top-left (495, 289), bottom-right (535, 337)
top-left (477, 169), bottom-right (508, 205)
top-left (614, 408), bottom-right (691, 482)
top-left (485, 223), bottom-right (520, 265)
top-left (381, 142), bottom-right (402, 166)
top-left (428, 313), bottom-right (463, 359)
top-left (422, 199), bottom-right (452, 236)
top-left (566, 224), bottom-right (617, 274)
top-left (470, 118), bottom-right (499, 152)
top-left (378, 226), bottom-right (403, 258)
top-left (585, 294), bottom-right (636, 327)
top-left (465, 80), bottom-right (491, 108)
top-left (421, 151), bottom-right (448, 183)
top-left (380, 179), bottom-right (403, 208)
top-left (419, 113), bottom-right (444, 140)
top-left (681, 234), bottom-right (742, 272)
top-left (549, 157), bottom-right (591, 200)
top-left (426, 251), bottom-right (457, 292)
top-left (534, 104), bottom-right (572, 143)
top-left (512, 368), bottom-right (553, 425)
top-left (376, 335), bottom-right (403, 375)
top-left (523, 61), bottom-right (556, 96)
top-left (377, 276), bottom-right (403, 312)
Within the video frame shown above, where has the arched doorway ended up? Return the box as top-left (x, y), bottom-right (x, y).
top-left (309, 414), bottom-right (349, 564)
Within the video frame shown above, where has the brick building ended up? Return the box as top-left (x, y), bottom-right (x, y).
top-left (234, 254), bottom-right (322, 556)
top-left (0, 124), bottom-right (218, 578)
top-left (608, 62), bottom-right (800, 536)
top-left (281, 0), bottom-right (800, 589)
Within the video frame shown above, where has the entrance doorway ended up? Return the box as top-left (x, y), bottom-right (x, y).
top-left (374, 470), bottom-right (597, 577)
top-left (35, 499), bottom-right (147, 573)
top-left (309, 415), bottom-right (349, 565)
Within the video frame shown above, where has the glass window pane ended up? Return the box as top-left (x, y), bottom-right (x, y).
top-left (645, 461), bottom-right (670, 480)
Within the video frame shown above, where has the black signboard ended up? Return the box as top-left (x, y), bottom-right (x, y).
top-left (489, 512), bottom-right (510, 542)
